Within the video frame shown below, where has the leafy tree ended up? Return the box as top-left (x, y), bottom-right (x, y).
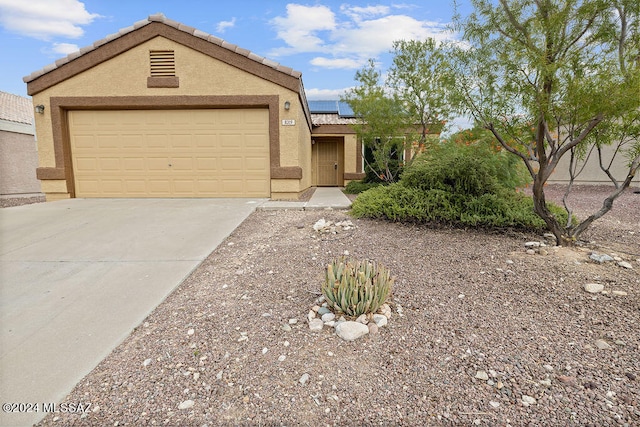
top-left (343, 39), bottom-right (454, 182)
top-left (451, 0), bottom-right (640, 246)
top-left (388, 39), bottom-right (453, 148)
top-left (342, 59), bottom-right (409, 183)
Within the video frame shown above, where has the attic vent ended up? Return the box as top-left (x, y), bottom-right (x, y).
top-left (149, 50), bottom-right (175, 77)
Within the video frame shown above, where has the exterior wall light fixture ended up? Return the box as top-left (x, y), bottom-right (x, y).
top-left (35, 104), bottom-right (45, 114)
top-left (284, 100), bottom-right (291, 110)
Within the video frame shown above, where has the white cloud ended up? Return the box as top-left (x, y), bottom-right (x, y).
top-left (305, 87), bottom-right (351, 100)
top-left (340, 5), bottom-right (390, 22)
top-left (216, 17), bottom-right (236, 34)
top-left (51, 42), bottom-right (79, 55)
top-left (0, 0), bottom-right (99, 40)
top-left (310, 57), bottom-right (364, 69)
top-left (269, 3), bottom-right (455, 70)
top-left (270, 4), bottom-right (336, 54)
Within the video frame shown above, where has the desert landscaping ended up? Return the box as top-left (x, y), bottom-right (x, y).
top-left (29, 185), bottom-right (640, 426)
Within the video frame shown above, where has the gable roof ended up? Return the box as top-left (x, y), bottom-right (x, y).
top-left (0, 91), bottom-right (33, 125)
top-left (23, 13), bottom-right (304, 96)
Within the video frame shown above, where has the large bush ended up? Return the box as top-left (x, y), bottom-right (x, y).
top-left (344, 180), bottom-right (382, 194)
top-left (351, 129), bottom-right (569, 231)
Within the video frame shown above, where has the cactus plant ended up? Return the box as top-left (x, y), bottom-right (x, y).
top-left (322, 257), bottom-right (393, 318)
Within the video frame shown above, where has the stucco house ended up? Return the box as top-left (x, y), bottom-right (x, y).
top-left (23, 13), bottom-right (373, 201)
top-left (0, 91), bottom-right (42, 197)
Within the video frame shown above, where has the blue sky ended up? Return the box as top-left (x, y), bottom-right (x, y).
top-left (0, 0), bottom-right (471, 102)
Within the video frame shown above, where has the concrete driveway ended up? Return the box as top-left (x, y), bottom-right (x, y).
top-left (0, 198), bottom-right (265, 426)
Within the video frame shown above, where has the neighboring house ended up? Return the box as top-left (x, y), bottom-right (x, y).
top-left (547, 143), bottom-right (640, 186)
top-left (0, 91), bottom-right (42, 196)
top-left (23, 14), bottom-right (370, 201)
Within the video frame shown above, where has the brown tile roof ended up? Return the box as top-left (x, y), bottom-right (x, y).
top-left (23, 13), bottom-right (302, 84)
top-left (0, 91), bottom-right (33, 125)
top-left (311, 113), bottom-right (359, 126)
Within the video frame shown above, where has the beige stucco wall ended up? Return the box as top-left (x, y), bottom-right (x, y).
top-left (0, 126), bottom-right (42, 196)
top-left (547, 143), bottom-right (639, 185)
top-left (343, 134), bottom-right (358, 177)
top-left (32, 36), bottom-right (310, 198)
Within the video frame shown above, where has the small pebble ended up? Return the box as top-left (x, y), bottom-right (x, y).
top-left (178, 400), bottom-right (194, 410)
top-left (475, 371), bottom-right (489, 381)
top-left (299, 373), bottom-right (310, 385)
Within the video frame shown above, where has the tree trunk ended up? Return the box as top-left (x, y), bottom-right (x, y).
top-left (531, 177), bottom-right (576, 246)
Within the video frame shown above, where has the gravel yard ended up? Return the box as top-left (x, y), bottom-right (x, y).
top-left (37, 185), bottom-right (639, 426)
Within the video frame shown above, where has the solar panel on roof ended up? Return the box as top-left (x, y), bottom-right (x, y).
top-left (337, 101), bottom-right (355, 118)
top-left (308, 100), bottom-right (339, 113)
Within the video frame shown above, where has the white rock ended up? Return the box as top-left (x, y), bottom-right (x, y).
top-left (475, 371), bottom-right (489, 381)
top-left (262, 347), bottom-right (268, 354)
top-left (187, 328), bottom-right (195, 336)
top-left (612, 290), bottom-right (628, 296)
top-left (321, 312), bottom-right (336, 322)
top-left (289, 318), bottom-right (298, 324)
top-left (299, 373), bottom-right (310, 385)
top-left (590, 253), bottom-right (614, 263)
top-left (278, 355), bottom-right (286, 362)
top-left (309, 318), bottom-right (324, 331)
top-left (372, 314), bottom-right (388, 327)
top-left (324, 320), bottom-right (336, 327)
top-left (595, 339), bottom-right (611, 350)
top-left (355, 314), bottom-right (368, 324)
top-left (313, 219), bottom-right (327, 231)
top-left (317, 306), bottom-right (331, 315)
top-left (308, 310), bottom-right (316, 322)
top-left (525, 241), bottom-right (541, 248)
top-left (335, 321), bottom-right (369, 341)
top-left (526, 249), bottom-right (536, 255)
top-left (543, 364), bottom-right (554, 372)
top-left (178, 400), bottom-right (194, 410)
top-left (539, 379), bottom-right (551, 387)
top-left (583, 283), bottom-right (604, 294)
top-left (521, 395), bottom-right (536, 406)
top-left (618, 261), bottom-right (633, 269)
top-left (489, 401), bottom-right (500, 408)
top-left (193, 372), bottom-right (200, 381)
top-left (143, 358), bottom-right (152, 367)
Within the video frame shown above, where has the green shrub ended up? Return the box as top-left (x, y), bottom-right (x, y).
top-left (344, 180), bottom-right (382, 194)
top-left (352, 185), bottom-right (567, 231)
top-left (322, 257), bottom-right (393, 318)
top-left (351, 130), bottom-right (569, 232)
top-left (400, 137), bottom-right (530, 195)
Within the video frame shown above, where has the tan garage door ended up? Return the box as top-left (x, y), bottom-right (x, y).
top-left (69, 109), bottom-right (270, 197)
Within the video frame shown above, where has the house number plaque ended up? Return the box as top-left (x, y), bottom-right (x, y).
top-left (281, 119), bottom-right (296, 126)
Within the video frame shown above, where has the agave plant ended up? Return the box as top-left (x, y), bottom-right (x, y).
top-left (322, 257), bottom-right (393, 318)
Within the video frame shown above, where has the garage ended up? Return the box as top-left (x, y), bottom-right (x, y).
top-left (26, 14), bottom-right (313, 201)
top-left (69, 108), bottom-right (270, 198)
